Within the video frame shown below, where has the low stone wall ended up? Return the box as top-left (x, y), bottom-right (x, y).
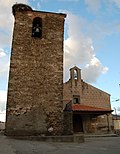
top-left (7, 134), bottom-right (84, 143)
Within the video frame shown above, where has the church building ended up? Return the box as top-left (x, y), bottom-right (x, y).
top-left (5, 3), bottom-right (113, 137)
top-left (63, 66), bottom-right (113, 134)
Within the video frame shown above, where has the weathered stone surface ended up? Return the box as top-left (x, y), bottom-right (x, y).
top-left (63, 111), bottom-right (73, 135)
top-left (5, 4), bottom-right (66, 136)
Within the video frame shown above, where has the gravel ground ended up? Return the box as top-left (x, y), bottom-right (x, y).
top-left (0, 133), bottom-right (120, 154)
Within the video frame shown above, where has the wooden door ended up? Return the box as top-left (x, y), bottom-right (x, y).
top-left (73, 114), bottom-right (83, 133)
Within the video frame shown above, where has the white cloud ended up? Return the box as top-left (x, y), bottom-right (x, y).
top-left (112, 106), bottom-right (120, 115)
top-left (112, 0), bottom-right (120, 8)
top-left (84, 0), bottom-right (120, 13)
top-left (117, 107), bottom-right (120, 112)
top-left (0, 90), bottom-right (7, 122)
top-left (0, 48), bottom-right (9, 76)
top-left (0, 49), bottom-right (6, 57)
top-left (82, 57), bottom-right (108, 83)
top-left (63, 11), bottom-right (108, 82)
top-left (0, 0), bottom-right (28, 48)
top-left (0, 110), bottom-right (6, 122)
top-left (0, 0), bottom-right (28, 100)
top-left (0, 101), bottom-right (6, 113)
top-left (117, 109), bottom-right (120, 115)
top-left (84, 0), bottom-right (101, 13)
top-left (0, 90), bottom-right (7, 103)
top-left (37, 2), bottom-right (41, 9)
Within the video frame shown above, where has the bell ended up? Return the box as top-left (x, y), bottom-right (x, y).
top-left (35, 27), bottom-right (40, 32)
top-left (74, 74), bottom-right (77, 79)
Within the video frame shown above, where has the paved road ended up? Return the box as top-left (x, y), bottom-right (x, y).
top-left (0, 133), bottom-right (120, 154)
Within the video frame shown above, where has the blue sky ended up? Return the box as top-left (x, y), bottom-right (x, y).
top-left (0, 0), bottom-right (120, 121)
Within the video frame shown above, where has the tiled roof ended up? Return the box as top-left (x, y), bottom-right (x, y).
top-left (72, 104), bottom-right (112, 112)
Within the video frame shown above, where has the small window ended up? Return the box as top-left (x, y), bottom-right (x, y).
top-left (73, 95), bottom-right (80, 104)
top-left (73, 98), bottom-right (79, 104)
top-left (32, 17), bottom-right (42, 38)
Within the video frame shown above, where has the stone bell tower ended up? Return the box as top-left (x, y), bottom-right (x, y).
top-left (5, 4), bottom-right (66, 136)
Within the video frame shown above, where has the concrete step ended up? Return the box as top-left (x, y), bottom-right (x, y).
top-left (84, 133), bottom-right (117, 138)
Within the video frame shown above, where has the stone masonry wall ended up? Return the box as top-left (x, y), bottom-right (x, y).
top-left (82, 114), bottom-right (113, 134)
top-left (6, 4), bottom-right (66, 136)
top-left (81, 81), bottom-right (111, 109)
top-left (63, 69), bottom-right (111, 109)
top-left (63, 111), bottom-right (73, 135)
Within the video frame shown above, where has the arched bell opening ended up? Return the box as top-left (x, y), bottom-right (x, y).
top-left (32, 17), bottom-right (42, 38)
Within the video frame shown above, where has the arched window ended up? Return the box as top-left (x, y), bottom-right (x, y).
top-left (32, 17), bottom-right (42, 38)
top-left (74, 69), bottom-right (78, 80)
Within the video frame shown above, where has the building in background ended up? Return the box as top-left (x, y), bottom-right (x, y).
top-left (63, 66), bottom-right (113, 134)
top-left (112, 115), bottom-right (120, 135)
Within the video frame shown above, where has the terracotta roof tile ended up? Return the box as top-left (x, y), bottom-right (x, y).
top-left (72, 104), bottom-right (111, 112)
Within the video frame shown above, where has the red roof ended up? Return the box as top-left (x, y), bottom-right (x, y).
top-left (72, 104), bottom-right (112, 112)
